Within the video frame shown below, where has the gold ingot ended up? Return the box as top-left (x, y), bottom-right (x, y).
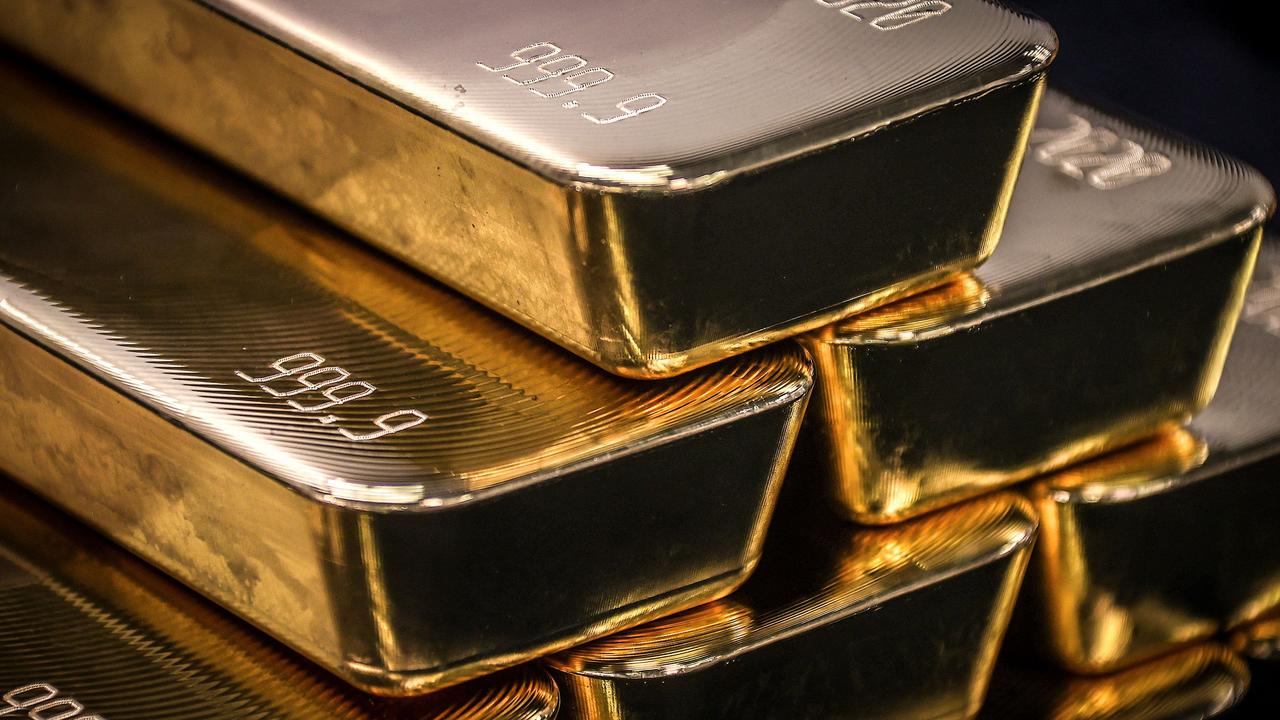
top-left (0, 0), bottom-right (1055, 377)
top-left (548, 492), bottom-right (1036, 719)
top-left (802, 89), bottom-right (1273, 524)
top-left (0, 60), bottom-right (811, 695)
top-left (1023, 240), bottom-right (1280, 673)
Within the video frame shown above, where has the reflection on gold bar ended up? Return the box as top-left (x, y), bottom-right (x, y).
top-left (548, 493), bottom-right (1036, 719)
top-left (981, 645), bottom-right (1248, 720)
top-left (0, 62), bottom-right (811, 695)
top-left (1022, 237), bottom-right (1280, 674)
top-left (802, 88), bottom-right (1274, 524)
top-left (1231, 614), bottom-right (1280, 661)
top-left (1224, 619), bottom-right (1280, 718)
top-left (0, 483), bottom-right (559, 720)
top-left (0, 1), bottom-right (1055, 377)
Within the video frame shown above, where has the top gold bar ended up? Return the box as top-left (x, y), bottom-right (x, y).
top-left (0, 0), bottom-right (1056, 377)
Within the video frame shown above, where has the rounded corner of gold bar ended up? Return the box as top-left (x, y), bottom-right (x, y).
top-left (1029, 426), bottom-right (1208, 507)
top-left (821, 272), bottom-right (992, 346)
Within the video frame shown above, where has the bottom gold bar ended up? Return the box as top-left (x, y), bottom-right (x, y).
top-left (0, 480), bottom-right (559, 720)
top-left (547, 492), bottom-right (1035, 719)
top-left (1021, 236), bottom-right (1280, 674)
top-left (981, 645), bottom-right (1249, 720)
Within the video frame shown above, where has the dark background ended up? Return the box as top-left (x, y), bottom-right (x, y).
top-left (1017, 0), bottom-right (1280, 225)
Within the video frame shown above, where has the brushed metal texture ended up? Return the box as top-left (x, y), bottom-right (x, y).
top-left (0, 63), bottom-right (811, 695)
top-left (548, 492), bottom-right (1036, 719)
top-left (1019, 237), bottom-right (1280, 674)
top-left (0, 1), bottom-right (1055, 377)
top-left (802, 89), bottom-right (1275, 523)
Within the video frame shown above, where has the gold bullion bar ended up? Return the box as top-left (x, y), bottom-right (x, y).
top-left (0, 482), bottom-right (559, 720)
top-left (1020, 236), bottom-right (1280, 674)
top-left (980, 645), bottom-right (1249, 720)
top-left (547, 491), bottom-right (1036, 719)
top-left (0, 61), bottom-right (812, 695)
top-left (0, 1), bottom-right (1055, 378)
top-left (802, 88), bottom-right (1274, 524)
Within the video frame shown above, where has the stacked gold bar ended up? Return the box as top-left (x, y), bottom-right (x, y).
top-left (1, 1), bottom-right (1279, 718)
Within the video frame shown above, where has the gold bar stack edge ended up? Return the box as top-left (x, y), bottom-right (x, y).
top-left (0, 59), bottom-right (811, 695)
top-left (1020, 235), bottom-right (1280, 674)
top-left (801, 88), bottom-right (1273, 524)
top-left (0, 2), bottom-right (1278, 718)
top-left (0, 0), bottom-right (1055, 377)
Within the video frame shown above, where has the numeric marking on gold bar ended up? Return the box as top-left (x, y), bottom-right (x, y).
top-left (815, 0), bottom-right (952, 30)
top-left (1030, 114), bottom-right (1173, 190)
top-left (1, 684), bottom-right (103, 720)
top-left (476, 42), bottom-right (667, 125)
top-left (236, 353), bottom-right (427, 442)
top-left (1244, 262), bottom-right (1280, 338)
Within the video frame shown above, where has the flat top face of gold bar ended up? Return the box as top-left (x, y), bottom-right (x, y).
top-left (829, 89), bottom-right (1274, 343)
top-left (550, 493), bottom-right (1034, 677)
top-left (201, 0), bottom-right (1054, 190)
top-left (0, 73), bottom-right (812, 510)
top-left (0, 485), bottom-right (560, 719)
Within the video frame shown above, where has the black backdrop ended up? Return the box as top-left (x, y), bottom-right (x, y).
top-left (1017, 1), bottom-right (1280, 222)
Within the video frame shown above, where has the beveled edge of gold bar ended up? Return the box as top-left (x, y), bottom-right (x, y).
top-left (548, 492), bottom-right (1036, 678)
top-left (196, 0), bottom-right (1056, 192)
top-left (0, 481), bottom-right (562, 718)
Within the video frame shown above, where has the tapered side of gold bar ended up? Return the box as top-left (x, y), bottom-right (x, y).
top-left (1025, 427), bottom-right (1280, 674)
top-left (0, 484), bottom-right (560, 719)
top-left (804, 228), bottom-right (1260, 525)
top-left (982, 645), bottom-right (1249, 720)
top-left (549, 494), bottom-right (1037, 719)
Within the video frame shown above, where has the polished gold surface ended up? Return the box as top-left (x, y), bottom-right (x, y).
top-left (982, 645), bottom-right (1249, 720)
top-left (548, 492), bottom-right (1037, 719)
top-left (0, 482), bottom-right (559, 720)
top-left (0, 0), bottom-right (1054, 377)
top-left (802, 88), bottom-right (1273, 524)
top-left (1021, 238), bottom-right (1280, 673)
top-left (0, 62), bottom-right (812, 694)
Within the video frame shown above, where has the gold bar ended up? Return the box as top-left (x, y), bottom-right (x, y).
top-left (981, 645), bottom-right (1249, 720)
top-left (0, 482), bottom-right (559, 720)
top-left (0, 61), bottom-right (811, 695)
top-left (0, 1), bottom-right (1055, 377)
top-left (547, 492), bottom-right (1036, 719)
top-left (802, 89), bottom-right (1274, 524)
top-left (1021, 235), bottom-right (1280, 674)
